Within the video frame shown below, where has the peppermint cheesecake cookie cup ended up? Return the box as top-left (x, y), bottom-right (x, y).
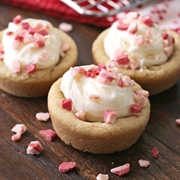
top-left (48, 63), bottom-right (150, 154)
top-left (92, 12), bottom-right (180, 95)
top-left (0, 15), bottom-right (77, 97)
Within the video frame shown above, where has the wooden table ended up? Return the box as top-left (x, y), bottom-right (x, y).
top-left (0, 3), bottom-right (179, 180)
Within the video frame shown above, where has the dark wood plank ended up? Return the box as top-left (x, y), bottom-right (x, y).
top-left (0, 2), bottom-right (179, 180)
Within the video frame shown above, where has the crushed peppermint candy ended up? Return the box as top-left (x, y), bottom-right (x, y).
top-left (113, 49), bottom-right (130, 65)
top-left (75, 110), bottom-right (86, 121)
top-left (175, 119), bottom-right (180, 125)
top-left (96, 173), bottom-right (109, 180)
top-left (62, 98), bottom-right (72, 111)
top-left (11, 124), bottom-right (27, 135)
top-left (11, 61), bottom-right (21, 73)
top-left (130, 104), bottom-right (142, 114)
top-left (60, 43), bottom-right (70, 53)
top-left (27, 141), bottom-right (43, 155)
top-left (26, 64), bottom-right (36, 74)
top-left (13, 15), bottom-right (22, 24)
top-left (110, 163), bottom-right (130, 176)
top-left (11, 133), bottom-right (22, 142)
top-left (104, 110), bottom-right (117, 124)
top-left (39, 129), bottom-right (57, 141)
top-left (138, 159), bottom-right (150, 168)
top-left (11, 124), bottom-right (27, 142)
top-left (58, 162), bottom-right (76, 173)
top-left (0, 50), bottom-right (4, 59)
top-left (36, 112), bottom-right (50, 121)
top-left (151, 147), bottom-right (159, 158)
top-left (59, 22), bottom-right (73, 32)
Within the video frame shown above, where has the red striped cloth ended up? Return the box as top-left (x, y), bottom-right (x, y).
top-left (0, 0), bottom-right (114, 27)
top-left (0, 0), bottom-right (180, 33)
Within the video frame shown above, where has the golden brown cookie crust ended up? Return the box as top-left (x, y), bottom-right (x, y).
top-left (48, 78), bottom-right (150, 154)
top-left (92, 29), bottom-right (180, 95)
top-left (0, 28), bottom-right (78, 97)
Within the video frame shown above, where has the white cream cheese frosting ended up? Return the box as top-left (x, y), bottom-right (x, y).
top-left (104, 12), bottom-right (174, 69)
top-left (60, 64), bottom-right (149, 123)
top-left (2, 15), bottom-right (62, 72)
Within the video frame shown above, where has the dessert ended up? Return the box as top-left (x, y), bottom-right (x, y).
top-left (48, 62), bottom-right (150, 154)
top-left (0, 15), bottom-right (77, 97)
top-left (92, 12), bottom-right (180, 95)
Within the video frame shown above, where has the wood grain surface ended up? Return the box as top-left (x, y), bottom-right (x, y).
top-left (0, 3), bottom-right (180, 180)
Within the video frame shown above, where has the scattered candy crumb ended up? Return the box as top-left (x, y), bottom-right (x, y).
top-left (151, 147), bottom-right (159, 158)
top-left (138, 159), bottom-right (150, 168)
top-left (11, 124), bottom-right (27, 142)
top-left (110, 163), bottom-right (130, 176)
top-left (62, 98), bottom-right (72, 111)
top-left (175, 119), bottom-right (180, 125)
top-left (11, 133), bottom-right (21, 142)
top-left (61, 43), bottom-right (70, 52)
top-left (58, 162), bottom-right (76, 173)
top-left (11, 124), bottom-right (27, 134)
top-left (39, 129), bottom-right (57, 141)
top-left (27, 140), bottom-right (43, 155)
top-left (59, 22), bottom-right (73, 32)
top-left (96, 173), bottom-right (109, 180)
top-left (36, 112), bottom-right (50, 121)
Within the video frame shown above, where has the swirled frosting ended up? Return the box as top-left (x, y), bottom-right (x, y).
top-left (104, 12), bottom-right (175, 69)
top-left (60, 63), bottom-right (149, 123)
top-left (2, 15), bottom-right (62, 72)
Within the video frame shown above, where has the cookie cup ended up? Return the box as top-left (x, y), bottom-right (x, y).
top-left (0, 29), bottom-right (78, 97)
top-left (48, 78), bottom-right (150, 154)
top-left (92, 29), bottom-right (180, 95)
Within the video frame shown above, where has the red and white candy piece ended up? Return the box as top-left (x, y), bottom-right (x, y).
top-left (39, 51), bottom-right (49, 61)
top-left (36, 112), bottom-right (50, 122)
top-left (11, 124), bottom-right (27, 142)
top-left (75, 110), bottom-right (85, 121)
top-left (134, 89), bottom-right (149, 97)
top-left (62, 98), bottom-right (72, 111)
top-left (11, 124), bottom-right (27, 135)
top-left (59, 22), bottom-right (73, 32)
top-left (11, 61), bottom-right (21, 73)
top-left (11, 133), bottom-right (21, 142)
top-left (117, 21), bottom-right (129, 31)
top-left (138, 159), bottom-right (150, 168)
top-left (121, 75), bottom-right (135, 87)
top-left (61, 43), bottom-right (70, 53)
top-left (113, 49), bottom-right (130, 65)
top-left (89, 95), bottom-right (100, 101)
top-left (130, 104), bottom-right (142, 114)
top-left (126, 12), bottom-right (139, 20)
top-left (135, 35), bottom-right (144, 46)
top-left (99, 69), bottom-right (115, 82)
top-left (151, 147), bottom-right (159, 158)
top-left (117, 78), bottom-right (124, 87)
top-left (127, 21), bottom-right (138, 34)
top-left (110, 163), bottom-right (130, 176)
top-left (104, 110), bottom-right (117, 124)
top-left (141, 16), bottom-right (154, 27)
top-left (13, 15), bottom-right (22, 24)
top-left (27, 141), bottom-right (43, 155)
top-left (39, 129), bottom-right (57, 141)
top-left (58, 162), bottom-right (76, 173)
top-left (96, 173), bottom-right (109, 180)
top-left (175, 119), bottom-right (180, 125)
top-left (26, 64), bottom-right (36, 74)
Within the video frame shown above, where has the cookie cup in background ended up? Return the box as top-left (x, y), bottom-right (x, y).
top-left (0, 17), bottom-right (77, 97)
top-left (92, 13), bottom-right (180, 95)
